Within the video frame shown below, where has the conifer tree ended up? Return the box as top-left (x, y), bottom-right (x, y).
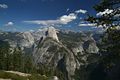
top-left (86, 0), bottom-right (120, 80)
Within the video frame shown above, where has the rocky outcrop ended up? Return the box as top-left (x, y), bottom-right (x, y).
top-left (83, 38), bottom-right (99, 54)
top-left (5, 71), bottom-right (31, 77)
top-left (16, 31), bottom-right (35, 48)
top-left (47, 27), bottom-right (59, 42)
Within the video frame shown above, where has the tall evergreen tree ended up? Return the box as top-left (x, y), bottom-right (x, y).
top-left (0, 40), bottom-right (10, 70)
top-left (12, 48), bottom-right (23, 71)
top-left (86, 0), bottom-right (120, 80)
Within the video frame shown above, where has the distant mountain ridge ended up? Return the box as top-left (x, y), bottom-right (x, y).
top-left (0, 27), bottom-right (101, 80)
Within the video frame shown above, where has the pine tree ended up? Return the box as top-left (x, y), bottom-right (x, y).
top-left (12, 48), bottom-right (23, 71)
top-left (24, 54), bottom-right (34, 73)
top-left (86, 0), bottom-right (120, 80)
top-left (0, 40), bottom-right (10, 70)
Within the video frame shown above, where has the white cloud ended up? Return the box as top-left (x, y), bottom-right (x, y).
top-left (114, 14), bottom-right (120, 18)
top-left (75, 9), bottom-right (87, 14)
top-left (79, 22), bottom-right (105, 29)
top-left (0, 4), bottom-right (8, 9)
top-left (79, 23), bottom-right (96, 27)
top-left (24, 9), bottom-right (87, 26)
top-left (79, 21), bottom-right (85, 24)
top-left (24, 13), bottom-right (77, 26)
top-left (66, 8), bottom-right (70, 12)
top-left (78, 20), bottom-right (96, 27)
top-left (59, 13), bottom-right (77, 24)
top-left (96, 9), bottom-right (113, 16)
top-left (24, 20), bottom-right (60, 26)
top-left (29, 30), bottom-right (34, 32)
top-left (5, 22), bottom-right (14, 27)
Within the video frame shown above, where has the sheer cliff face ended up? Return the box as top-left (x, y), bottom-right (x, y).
top-left (33, 29), bottom-right (100, 80)
top-left (0, 27), bottom-right (100, 80)
top-left (33, 36), bottom-right (77, 80)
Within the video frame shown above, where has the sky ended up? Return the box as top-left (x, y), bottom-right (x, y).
top-left (0, 0), bottom-right (101, 32)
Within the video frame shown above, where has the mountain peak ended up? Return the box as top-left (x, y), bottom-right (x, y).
top-left (46, 26), bottom-right (59, 42)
